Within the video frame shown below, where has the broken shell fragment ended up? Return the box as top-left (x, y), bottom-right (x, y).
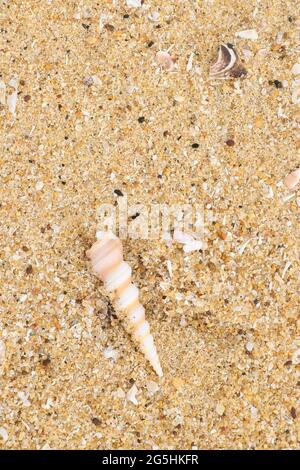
top-left (87, 232), bottom-right (163, 377)
top-left (210, 44), bottom-right (247, 79)
top-left (156, 51), bottom-right (175, 71)
top-left (283, 168), bottom-right (300, 190)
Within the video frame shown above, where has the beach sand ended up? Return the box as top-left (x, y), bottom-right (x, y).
top-left (0, 0), bottom-right (299, 449)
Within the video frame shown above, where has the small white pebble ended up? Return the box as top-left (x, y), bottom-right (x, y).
top-left (235, 29), bottom-right (258, 40)
top-left (187, 53), bottom-right (194, 72)
top-left (0, 427), bottom-right (8, 442)
top-left (173, 229), bottom-right (194, 244)
top-left (183, 240), bottom-right (203, 253)
top-left (156, 51), bottom-right (175, 71)
top-left (166, 260), bottom-right (172, 278)
top-left (91, 75), bottom-right (101, 86)
top-left (126, 0), bottom-right (141, 7)
top-left (18, 390), bottom-right (31, 407)
top-left (8, 76), bottom-right (19, 89)
top-left (57, 294), bottom-right (64, 302)
top-left (173, 95), bottom-right (185, 103)
top-left (291, 79), bottom-right (300, 104)
top-left (52, 224), bottom-right (60, 234)
top-left (99, 14), bottom-right (112, 30)
top-left (146, 380), bottom-right (160, 395)
top-left (0, 340), bottom-right (5, 365)
top-left (7, 91), bottom-right (17, 115)
top-left (296, 198), bottom-right (300, 208)
top-left (126, 384), bottom-right (139, 405)
top-left (113, 387), bottom-right (126, 399)
top-left (35, 181), bottom-right (44, 191)
top-left (291, 63), bottom-right (300, 75)
top-left (246, 341), bottom-right (254, 352)
top-left (0, 80), bottom-right (6, 105)
top-left (148, 11), bottom-right (159, 22)
top-left (41, 443), bottom-right (52, 450)
top-left (291, 349), bottom-right (300, 365)
top-left (19, 294), bottom-right (27, 303)
top-left (216, 403), bottom-right (225, 416)
top-left (103, 346), bottom-right (119, 361)
top-left (241, 48), bottom-right (252, 60)
top-left (251, 406), bottom-right (258, 418)
top-left (284, 168), bottom-right (300, 189)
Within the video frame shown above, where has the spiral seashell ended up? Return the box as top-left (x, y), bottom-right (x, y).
top-left (87, 232), bottom-right (163, 377)
top-left (210, 43), bottom-right (247, 79)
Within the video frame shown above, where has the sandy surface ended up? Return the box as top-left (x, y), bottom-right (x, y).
top-left (0, 0), bottom-right (299, 450)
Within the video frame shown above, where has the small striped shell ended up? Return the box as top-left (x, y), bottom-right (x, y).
top-left (87, 233), bottom-right (163, 377)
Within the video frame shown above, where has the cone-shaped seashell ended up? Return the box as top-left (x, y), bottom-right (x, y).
top-left (283, 168), bottom-right (300, 190)
top-left (87, 232), bottom-right (163, 377)
top-left (210, 43), bottom-right (247, 79)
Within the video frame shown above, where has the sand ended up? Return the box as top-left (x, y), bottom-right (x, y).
top-left (0, 0), bottom-right (299, 450)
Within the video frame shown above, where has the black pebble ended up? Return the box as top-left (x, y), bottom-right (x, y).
top-left (191, 143), bottom-right (199, 149)
top-left (114, 189), bottom-right (124, 197)
top-left (138, 116), bottom-right (145, 123)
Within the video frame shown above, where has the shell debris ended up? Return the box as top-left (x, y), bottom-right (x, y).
top-left (210, 44), bottom-right (247, 79)
top-left (126, 0), bottom-right (142, 8)
top-left (284, 169), bottom-right (300, 190)
top-left (235, 29), bottom-right (258, 40)
top-left (156, 50), bottom-right (176, 71)
top-left (126, 384), bottom-right (139, 405)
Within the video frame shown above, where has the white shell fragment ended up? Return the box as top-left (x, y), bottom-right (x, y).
top-left (0, 427), bottom-right (8, 442)
top-left (187, 53), bottom-right (194, 72)
top-left (0, 80), bottom-right (6, 106)
top-left (148, 11), bottom-right (159, 22)
top-left (291, 79), bottom-right (300, 104)
top-left (284, 168), bottom-right (300, 190)
top-left (7, 91), bottom-right (17, 115)
top-left (183, 240), bottom-right (204, 253)
top-left (17, 390), bottom-right (31, 407)
top-left (103, 346), bottom-right (119, 361)
top-left (0, 340), bottom-right (5, 367)
top-left (146, 380), bottom-right (160, 395)
top-left (216, 403), bottom-right (225, 416)
top-left (126, 0), bottom-right (142, 8)
top-left (87, 232), bottom-right (163, 377)
top-left (156, 51), bottom-right (175, 71)
top-left (235, 29), bottom-right (258, 40)
top-left (173, 229), bottom-right (204, 253)
top-left (127, 384), bottom-right (139, 405)
top-left (35, 181), bottom-right (44, 191)
top-left (291, 63), bottom-right (300, 75)
top-left (210, 44), bottom-right (247, 79)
